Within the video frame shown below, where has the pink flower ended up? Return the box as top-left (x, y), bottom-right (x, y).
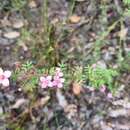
top-left (91, 64), bottom-right (97, 69)
top-left (0, 68), bottom-right (11, 87)
top-left (53, 76), bottom-right (65, 88)
top-left (52, 67), bottom-right (65, 88)
top-left (100, 85), bottom-right (106, 93)
top-left (55, 67), bottom-right (63, 77)
top-left (107, 93), bottom-right (113, 99)
top-left (55, 67), bottom-right (61, 72)
top-left (40, 76), bottom-right (53, 88)
top-left (39, 67), bottom-right (65, 89)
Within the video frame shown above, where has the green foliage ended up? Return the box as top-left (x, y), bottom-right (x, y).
top-left (119, 52), bottom-right (130, 72)
top-left (12, 61), bottom-right (67, 92)
top-left (21, 61), bottom-right (33, 71)
top-left (7, 122), bottom-right (25, 130)
top-left (123, 0), bottom-right (130, 5)
top-left (19, 28), bottom-right (31, 43)
top-left (12, 61), bottom-right (37, 92)
top-left (12, 60), bottom-right (119, 93)
top-left (58, 63), bottom-right (67, 74)
top-left (68, 0), bottom-right (76, 16)
top-left (49, 67), bottom-right (55, 75)
top-left (15, 127), bottom-right (25, 130)
top-left (85, 65), bottom-right (118, 92)
top-left (22, 76), bottom-right (38, 92)
top-left (0, 0), bottom-right (27, 12)
top-left (11, 0), bottom-right (27, 11)
top-left (31, 0), bottom-right (59, 66)
top-left (0, 0), bottom-right (11, 11)
top-left (72, 66), bottom-right (83, 83)
top-left (123, 9), bottom-right (130, 16)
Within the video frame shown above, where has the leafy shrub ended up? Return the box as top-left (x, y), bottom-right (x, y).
top-left (85, 65), bottom-right (118, 92)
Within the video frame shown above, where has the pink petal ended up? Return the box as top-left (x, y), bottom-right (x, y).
top-left (56, 67), bottom-right (61, 72)
top-left (58, 72), bottom-right (63, 77)
top-left (53, 76), bottom-right (60, 80)
top-left (4, 70), bottom-right (11, 78)
top-left (0, 79), bottom-right (3, 84)
top-left (48, 82), bottom-right (53, 87)
top-left (2, 79), bottom-right (9, 87)
top-left (100, 85), bottom-right (106, 93)
top-left (41, 84), bottom-right (47, 88)
top-left (46, 76), bottom-right (52, 80)
top-left (40, 77), bottom-right (45, 81)
top-left (60, 78), bottom-right (65, 83)
top-left (52, 80), bottom-right (57, 86)
top-left (91, 64), bottom-right (97, 69)
top-left (57, 83), bottom-right (63, 88)
top-left (107, 93), bottom-right (113, 99)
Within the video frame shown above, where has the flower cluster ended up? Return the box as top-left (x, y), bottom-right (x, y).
top-left (39, 67), bottom-right (65, 89)
top-left (0, 68), bottom-right (11, 87)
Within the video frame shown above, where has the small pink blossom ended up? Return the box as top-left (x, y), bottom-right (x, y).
top-left (91, 64), bottom-right (97, 69)
top-left (40, 76), bottom-right (53, 88)
top-left (55, 68), bottom-right (63, 77)
top-left (100, 85), bottom-right (106, 93)
top-left (39, 67), bottom-right (64, 89)
top-left (53, 76), bottom-right (65, 88)
top-left (53, 67), bottom-right (64, 88)
top-left (107, 93), bottom-right (113, 99)
top-left (0, 68), bottom-right (11, 87)
top-left (55, 71), bottom-right (63, 77)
